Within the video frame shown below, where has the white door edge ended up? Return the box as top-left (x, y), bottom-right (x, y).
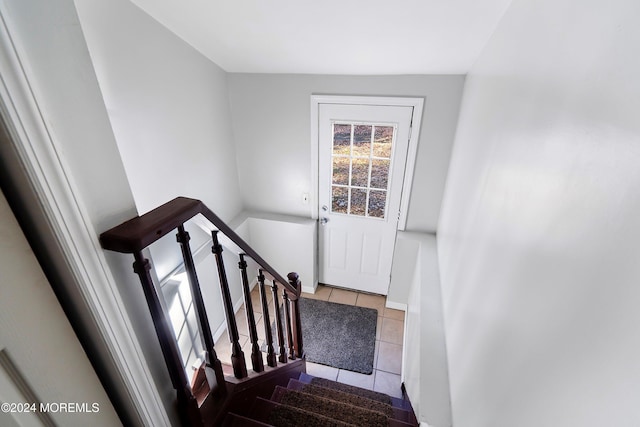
top-left (0, 9), bottom-right (170, 427)
top-left (310, 95), bottom-right (424, 231)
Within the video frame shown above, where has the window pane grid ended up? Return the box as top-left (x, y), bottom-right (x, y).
top-left (364, 127), bottom-right (374, 215)
top-left (161, 275), bottom-right (205, 378)
top-left (332, 184), bottom-right (367, 190)
top-left (330, 122), bottom-right (395, 218)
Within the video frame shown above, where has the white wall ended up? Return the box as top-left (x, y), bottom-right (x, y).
top-left (74, 0), bottom-right (243, 221)
top-left (228, 74), bottom-right (465, 233)
top-left (0, 188), bottom-right (121, 426)
top-left (438, 0), bottom-right (640, 425)
top-left (0, 1), bottom-right (169, 425)
top-left (245, 212), bottom-right (317, 292)
top-left (387, 233), bottom-right (420, 309)
top-left (69, 6), bottom-right (247, 418)
top-left (399, 233), bottom-right (452, 427)
top-left (1, 0), bottom-right (137, 232)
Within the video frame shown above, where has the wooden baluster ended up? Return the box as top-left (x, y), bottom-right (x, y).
top-left (271, 280), bottom-right (287, 363)
top-left (132, 251), bottom-right (201, 426)
top-left (176, 226), bottom-right (225, 396)
top-left (288, 272), bottom-right (304, 358)
top-left (282, 289), bottom-right (295, 360)
top-left (238, 254), bottom-right (264, 373)
top-left (211, 231), bottom-right (247, 379)
top-left (257, 270), bottom-right (277, 367)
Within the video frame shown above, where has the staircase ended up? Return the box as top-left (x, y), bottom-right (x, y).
top-left (223, 373), bottom-right (418, 426)
top-left (99, 197), bottom-right (418, 426)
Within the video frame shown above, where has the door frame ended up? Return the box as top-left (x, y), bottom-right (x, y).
top-left (310, 95), bottom-right (424, 230)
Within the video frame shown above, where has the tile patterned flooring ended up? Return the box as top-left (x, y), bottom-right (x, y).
top-left (214, 284), bottom-right (405, 398)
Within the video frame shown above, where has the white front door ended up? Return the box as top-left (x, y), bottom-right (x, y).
top-left (318, 103), bottom-right (413, 294)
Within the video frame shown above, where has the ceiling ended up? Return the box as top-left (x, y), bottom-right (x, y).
top-left (129, 0), bottom-right (513, 75)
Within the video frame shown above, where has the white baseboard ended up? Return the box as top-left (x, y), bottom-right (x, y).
top-left (419, 422), bottom-right (451, 427)
top-left (301, 284), bottom-right (316, 294)
top-left (212, 320), bottom-right (228, 343)
top-left (385, 300), bottom-right (408, 311)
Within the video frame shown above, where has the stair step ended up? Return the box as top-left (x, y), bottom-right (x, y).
top-left (298, 372), bottom-right (412, 411)
top-left (271, 385), bottom-right (414, 427)
top-left (250, 397), bottom-right (354, 427)
top-left (219, 370), bottom-right (418, 426)
top-left (285, 378), bottom-right (414, 424)
top-left (271, 386), bottom-right (386, 426)
top-left (222, 412), bottom-right (273, 426)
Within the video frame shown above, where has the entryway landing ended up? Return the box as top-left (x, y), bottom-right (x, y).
top-left (301, 285), bottom-right (405, 398)
top-left (214, 284), bottom-right (405, 398)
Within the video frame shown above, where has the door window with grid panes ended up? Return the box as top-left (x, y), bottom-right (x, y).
top-left (331, 123), bottom-right (396, 219)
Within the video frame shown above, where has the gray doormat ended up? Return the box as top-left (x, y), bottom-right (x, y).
top-left (267, 298), bottom-right (378, 374)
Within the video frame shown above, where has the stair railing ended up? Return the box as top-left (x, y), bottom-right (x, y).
top-left (99, 197), bottom-right (303, 427)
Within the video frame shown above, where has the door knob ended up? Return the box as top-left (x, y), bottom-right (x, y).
top-left (320, 217), bottom-right (329, 225)
top-left (322, 205), bottom-right (328, 211)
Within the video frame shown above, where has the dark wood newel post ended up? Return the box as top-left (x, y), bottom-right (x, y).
top-left (176, 226), bottom-right (225, 395)
top-left (211, 231), bottom-right (247, 379)
top-left (282, 290), bottom-right (295, 360)
top-left (288, 272), bottom-right (304, 358)
top-left (131, 251), bottom-right (201, 426)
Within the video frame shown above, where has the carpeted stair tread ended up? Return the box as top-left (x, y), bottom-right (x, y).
top-left (252, 397), bottom-right (355, 427)
top-left (308, 376), bottom-right (393, 405)
top-left (270, 386), bottom-right (388, 427)
top-left (286, 379), bottom-right (413, 423)
top-left (222, 412), bottom-right (273, 426)
top-left (298, 373), bottom-right (413, 411)
top-left (286, 380), bottom-right (393, 416)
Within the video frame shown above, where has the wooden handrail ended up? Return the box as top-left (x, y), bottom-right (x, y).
top-left (99, 197), bottom-right (299, 299)
top-left (100, 196), bottom-right (305, 425)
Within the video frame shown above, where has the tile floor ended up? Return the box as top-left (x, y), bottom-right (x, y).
top-left (214, 284), bottom-right (405, 398)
